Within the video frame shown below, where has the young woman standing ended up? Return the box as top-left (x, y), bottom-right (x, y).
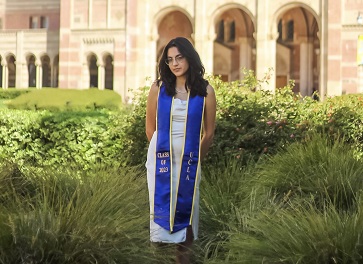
top-left (146, 37), bottom-right (216, 264)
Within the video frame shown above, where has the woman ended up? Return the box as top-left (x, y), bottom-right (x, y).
top-left (145, 37), bottom-right (216, 264)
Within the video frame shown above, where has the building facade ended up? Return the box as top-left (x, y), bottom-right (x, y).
top-left (0, 0), bottom-right (362, 101)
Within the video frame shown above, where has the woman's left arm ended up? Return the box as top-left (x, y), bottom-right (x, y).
top-left (200, 85), bottom-right (216, 161)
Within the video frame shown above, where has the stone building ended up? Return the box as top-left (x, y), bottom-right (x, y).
top-left (0, 0), bottom-right (362, 101)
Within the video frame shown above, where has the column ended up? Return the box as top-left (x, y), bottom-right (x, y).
top-left (98, 63), bottom-right (105, 90)
top-left (255, 34), bottom-right (277, 91)
top-left (314, 48), bottom-right (320, 93)
top-left (255, 1), bottom-right (277, 92)
top-left (299, 41), bottom-right (314, 96)
top-left (16, 31), bottom-right (24, 88)
top-left (1, 64), bottom-right (8, 89)
top-left (59, 0), bottom-right (72, 89)
top-left (23, 62), bottom-right (29, 88)
top-left (239, 37), bottom-right (252, 79)
top-left (147, 33), bottom-right (158, 82)
top-left (194, 0), bottom-right (214, 75)
top-left (2, 64), bottom-right (7, 89)
top-left (82, 62), bottom-right (89, 89)
top-left (50, 58), bottom-right (54, 87)
top-left (36, 60), bottom-right (41, 88)
top-left (325, 0), bottom-right (342, 96)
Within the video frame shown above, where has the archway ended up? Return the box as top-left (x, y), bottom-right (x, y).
top-left (88, 54), bottom-right (98, 88)
top-left (104, 54), bottom-right (113, 90)
top-left (41, 55), bottom-right (51, 87)
top-left (27, 55), bottom-right (36, 87)
top-left (156, 10), bottom-right (194, 77)
top-left (7, 55), bottom-right (16, 88)
top-left (276, 7), bottom-right (320, 96)
top-left (213, 7), bottom-right (256, 81)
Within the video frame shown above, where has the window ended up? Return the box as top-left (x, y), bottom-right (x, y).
top-left (286, 20), bottom-right (294, 41)
top-left (216, 20), bottom-right (224, 42)
top-left (29, 16), bottom-right (48, 29)
top-left (40, 16), bottom-right (49, 29)
top-left (228, 21), bottom-right (235, 42)
top-left (29, 16), bottom-right (38, 28)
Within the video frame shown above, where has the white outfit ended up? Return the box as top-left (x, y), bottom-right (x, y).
top-left (146, 98), bottom-right (201, 243)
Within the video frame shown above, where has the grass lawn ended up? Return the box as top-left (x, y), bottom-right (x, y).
top-left (4, 88), bottom-right (123, 111)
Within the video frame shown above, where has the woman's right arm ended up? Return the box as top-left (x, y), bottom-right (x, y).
top-left (145, 82), bottom-right (159, 142)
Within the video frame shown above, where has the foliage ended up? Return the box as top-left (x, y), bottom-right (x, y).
top-left (2, 134), bottom-right (363, 263)
top-left (213, 134), bottom-right (363, 264)
top-left (255, 133), bottom-right (363, 210)
top-left (116, 86), bottom-right (149, 166)
top-left (0, 109), bottom-right (128, 171)
top-left (0, 88), bottom-right (31, 100)
top-left (0, 70), bottom-right (363, 172)
top-left (0, 160), bottom-right (152, 264)
top-left (0, 71), bottom-right (363, 262)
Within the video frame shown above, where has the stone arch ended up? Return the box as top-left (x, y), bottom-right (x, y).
top-left (273, 5), bottom-right (320, 96)
top-left (155, 8), bottom-right (194, 76)
top-left (211, 4), bottom-right (256, 81)
top-left (270, 3), bottom-right (320, 35)
top-left (152, 6), bottom-right (194, 43)
top-left (209, 3), bottom-right (256, 35)
top-left (87, 53), bottom-right (98, 88)
top-left (102, 53), bottom-right (113, 90)
top-left (40, 54), bottom-right (51, 87)
top-left (5, 53), bottom-right (16, 88)
top-left (26, 53), bottom-right (37, 87)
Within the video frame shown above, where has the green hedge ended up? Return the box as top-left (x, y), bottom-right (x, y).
top-left (0, 73), bottom-right (362, 170)
top-left (0, 110), bottom-right (126, 170)
top-left (121, 73), bottom-right (363, 166)
top-left (0, 88), bottom-right (31, 100)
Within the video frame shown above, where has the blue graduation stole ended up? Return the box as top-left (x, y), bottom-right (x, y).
top-left (153, 84), bottom-right (205, 233)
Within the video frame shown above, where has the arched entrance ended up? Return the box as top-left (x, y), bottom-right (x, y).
top-left (88, 54), bottom-right (98, 88)
top-left (156, 10), bottom-right (194, 76)
top-left (7, 55), bottom-right (16, 88)
top-left (27, 55), bottom-right (36, 87)
top-left (41, 55), bottom-right (51, 87)
top-left (276, 7), bottom-right (320, 96)
top-left (213, 7), bottom-right (256, 81)
top-left (104, 54), bottom-right (113, 90)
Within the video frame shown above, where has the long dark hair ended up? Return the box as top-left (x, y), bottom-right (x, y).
top-left (157, 37), bottom-right (208, 97)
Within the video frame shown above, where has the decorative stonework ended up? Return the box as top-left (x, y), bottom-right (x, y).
top-left (83, 38), bottom-right (114, 44)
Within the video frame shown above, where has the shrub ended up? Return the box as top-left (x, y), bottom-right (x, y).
top-left (116, 86), bottom-right (149, 167)
top-left (0, 161), bottom-right (151, 264)
top-left (0, 88), bottom-right (31, 100)
top-left (216, 134), bottom-right (363, 264)
top-left (179, 134), bottom-right (363, 263)
top-left (0, 109), bottom-right (128, 171)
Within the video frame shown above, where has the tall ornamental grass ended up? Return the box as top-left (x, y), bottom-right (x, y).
top-left (0, 161), bottom-right (153, 264)
top-left (210, 134), bottom-right (363, 263)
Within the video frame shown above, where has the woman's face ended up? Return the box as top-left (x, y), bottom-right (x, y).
top-left (166, 47), bottom-right (189, 78)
